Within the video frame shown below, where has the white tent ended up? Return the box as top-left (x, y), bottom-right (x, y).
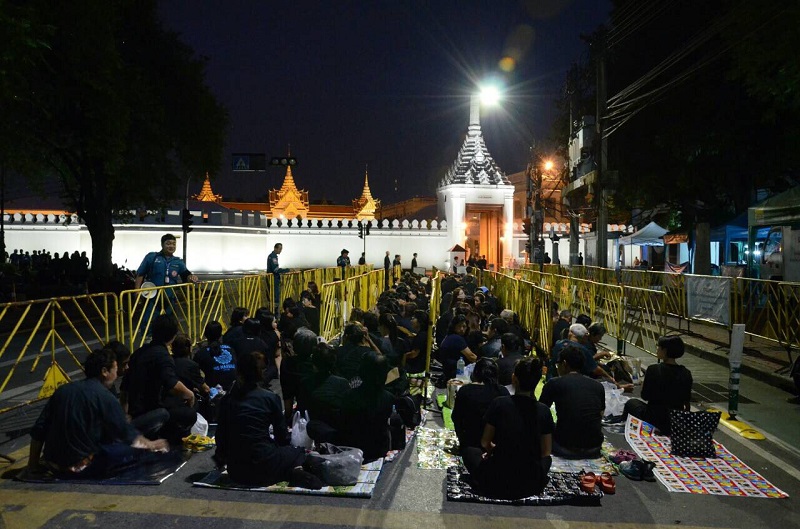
top-left (618, 221), bottom-right (667, 246)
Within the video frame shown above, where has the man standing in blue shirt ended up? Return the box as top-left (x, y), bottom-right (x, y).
top-left (267, 243), bottom-right (289, 311)
top-left (135, 233), bottom-right (198, 289)
top-left (337, 249), bottom-right (350, 276)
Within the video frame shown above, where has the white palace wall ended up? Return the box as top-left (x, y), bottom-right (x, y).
top-left (2, 211), bottom-right (450, 273)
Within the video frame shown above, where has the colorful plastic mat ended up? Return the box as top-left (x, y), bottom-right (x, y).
top-left (625, 416), bottom-right (788, 498)
top-left (550, 440), bottom-right (618, 476)
top-left (446, 464), bottom-right (603, 506)
top-left (193, 458), bottom-right (383, 498)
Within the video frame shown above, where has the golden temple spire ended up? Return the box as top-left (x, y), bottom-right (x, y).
top-left (269, 164), bottom-right (309, 218)
top-left (193, 172), bottom-right (222, 203)
top-left (353, 166), bottom-right (380, 220)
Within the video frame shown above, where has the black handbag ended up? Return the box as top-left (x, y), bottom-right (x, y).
top-left (669, 410), bottom-right (721, 458)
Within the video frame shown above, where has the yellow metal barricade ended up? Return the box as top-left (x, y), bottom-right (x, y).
top-left (596, 282), bottom-right (624, 348)
top-left (646, 270), bottom-right (686, 318)
top-left (0, 293), bottom-right (118, 403)
top-left (320, 279), bottom-right (347, 341)
top-left (780, 282), bottom-right (800, 359)
top-left (733, 277), bottom-right (783, 344)
top-left (621, 285), bottom-right (666, 356)
top-left (119, 282), bottom-right (196, 351)
top-left (194, 276), bottom-right (264, 337)
top-left (426, 271), bottom-right (441, 374)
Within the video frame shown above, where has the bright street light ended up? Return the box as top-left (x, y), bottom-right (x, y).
top-left (543, 160), bottom-right (554, 171)
top-left (479, 85), bottom-right (501, 106)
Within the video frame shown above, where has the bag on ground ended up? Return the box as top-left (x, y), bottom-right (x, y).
top-left (191, 412), bottom-right (209, 437)
top-left (308, 443), bottom-right (364, 485)
top-left (290, 410), bottom-right (313, 449)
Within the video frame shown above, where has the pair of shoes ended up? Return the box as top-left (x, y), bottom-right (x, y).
top-left (619, 459), bottom-right (656, 482)
top-left (611, 450), bottom-right (638, 464)
top-left (787, 395), bottom-right (800, 405)
top-left (600, 472), bottom-right (616, 494)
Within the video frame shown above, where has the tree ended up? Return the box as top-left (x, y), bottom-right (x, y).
top-left (4, 0), bottom-right (227, 285)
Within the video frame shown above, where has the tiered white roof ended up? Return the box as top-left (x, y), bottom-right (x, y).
top-left (440, 96), bottom-right (510, 187)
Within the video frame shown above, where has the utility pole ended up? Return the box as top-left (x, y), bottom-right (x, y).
top-left (595, 30), bottom-right (609, 268)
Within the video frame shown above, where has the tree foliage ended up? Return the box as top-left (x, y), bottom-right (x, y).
top-left (1, 0), bottom-right (228, 283)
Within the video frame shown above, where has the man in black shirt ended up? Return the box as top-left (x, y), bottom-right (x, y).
top-left (497, 333), bottom-right (525, 386)
top-left (120, 315), bottom-right (196, 442)
top-left (552, 310), bottom-right (572, 346)
top-left (384, 251), bottom-right (391, 290)
top-left (539, 344), bottom-right (605, 458)
top-left (26, 349), bottom-right (168, 478)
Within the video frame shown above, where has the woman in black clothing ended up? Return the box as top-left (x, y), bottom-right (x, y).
top-left (623, 335), bottom-right (692, 434)
top-left (222, 306), bottom-right (248, 344)
top-left (462, 356), bottom-right (553, 500)
top-left (255, 309), bottom-right (281, 382)
top-left (404, 310), bottom-right (429, 375)
top-left (214, 351), bottom-right (322, 488)
top-left (438, 314), bottom-right (478, 382)
top-left (452, 357), bottom-right (510, 452)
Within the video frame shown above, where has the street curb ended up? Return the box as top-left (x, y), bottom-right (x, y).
top-left (683, 342), bottom-right (795, 395)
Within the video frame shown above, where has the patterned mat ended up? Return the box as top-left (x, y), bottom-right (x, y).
top-left (416, 427), bottom-right (460, 469)
top-left (626, 416), bottom-right (788, 498)
top-left (550, 441), bottom-right (618, 476)
top-left (446, 464), bottom-right (603, 506)
top-left (193, 458), bottom-right (383, 498)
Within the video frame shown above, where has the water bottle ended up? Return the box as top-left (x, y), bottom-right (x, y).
top-left (456, 357), bottom-right (465, 381)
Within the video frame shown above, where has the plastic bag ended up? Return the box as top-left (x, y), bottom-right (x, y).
top-left (290, 410), bottom-right (313, 449)
top-left (309, 443), bottom-right (364, 485)
top-left (191, 412), bottom-right (209, 436)
top-left (602, 381), bottom-right (629, 417)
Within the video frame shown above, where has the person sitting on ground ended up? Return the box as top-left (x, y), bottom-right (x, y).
top-left (586, 322), bottom-right (613, 361)
top-left (222, 307), bottom-right (248, 345)
top-left (461, 356), bottom-right (553, 500)
top-left (299, 291), bottom-right (321, 335)
top-left (25, 349), bottom-right (168, 479)
top-left (336, 322), bottom-right (380, 386)
top-left (452, 357), bottom-right (510, 453)
top-left (552, 310), bottom-right (572, 346)
top-left (193, 321), bottom-right (237, 392)
top-left (497, 333), bottom-right (525, 387)
top-left (549, 324), bottom-right (614, 384)
top-left (404, 310), bottom-right (429, 375)
top-left (120, 315), bottom-right (196, 442)
top-left (280, 327), bottom-right (317, 423)
top-left (479, 317), bottom-right (509, 359)
top-left (305, 342), bottom-right (351, 444)
top-left (214, 350), bottom-right (323, 489)
top-left (539, 344), bottom-right (605, 458)
top-left (438, 314), bottom-right (478, 382)
top-left (255, 309), bottom-right (281, 383)
top-left (339, 351), bottom-right (395, 462)
top-left (623, 336), bottom-right (692, 434)
top-left (103, 340), bottom-right (131, 398)
top-left (164, 333), bottom-right (209, 408)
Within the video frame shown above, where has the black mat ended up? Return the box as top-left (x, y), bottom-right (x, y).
top-left (446, 465), bottom-right (603, 506)
top-left (15, 450), bottom-right (189, 485)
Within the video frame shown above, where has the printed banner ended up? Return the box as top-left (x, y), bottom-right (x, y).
top-left (686, 275), bottom-right (731, 326)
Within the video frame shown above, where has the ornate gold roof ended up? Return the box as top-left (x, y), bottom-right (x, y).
top-left (269, 166), bottom-right (309, 218)
top-left (352, 169), bottom-right (380, 220)
top-left (194, 173), bottom-right (222, 203)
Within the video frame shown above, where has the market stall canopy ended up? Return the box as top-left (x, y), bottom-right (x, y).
top-left (748, 186), bottom-right (800, 227)
top-left (618, 221), bottom-right (667, 246)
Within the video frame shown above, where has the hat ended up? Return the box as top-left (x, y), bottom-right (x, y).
top-left (479, 286), bottom-right (489, 294)
top-left (161, 233), bottom-right (179, 244)
top-left (569, 324), bottom-right (589, 339)
top-left (341, 249), bottom-right (349, 254)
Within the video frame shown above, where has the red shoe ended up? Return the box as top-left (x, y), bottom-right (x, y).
top-left (600, 471), bottom-right (616, 494)
top-left (580, 471), bottom-right (597, 493)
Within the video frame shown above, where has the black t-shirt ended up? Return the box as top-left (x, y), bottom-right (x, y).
top-left (439, 333), bottom-right (468, 381)
top-left (307, 374), bottom-right (351, 428)
top-left (215, 387), bottom-right (289, 464)
top-left (120, 343), bottom-right (179, 418)
top-left (641, 363), bottom-right (693, 433)
top-left (452, 383), bottom-right (510, 450)
top-left (552, 319), bottom-right (570, 345)
top-left (406, 331), bottom-right (428, 374)
top-left (339, 386), bottom-right (394, 461)
top-left (497, 352), bottom-right (523, 386)
top-left (539, 373), bottom-right (605, 450)
top-left (480, 395), bottom-right (553, 499)
top-left (335, 342), bottom-right (372, 384)
top-left (194, 342), bottom-right (237, 390)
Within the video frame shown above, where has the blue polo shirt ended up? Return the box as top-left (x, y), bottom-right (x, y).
top-left (137, 251), bottom-right (190, 286)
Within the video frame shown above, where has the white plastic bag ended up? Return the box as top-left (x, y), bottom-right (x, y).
top-left (191, 412), bottom-right (209, 436)
top-left (290, 410), bottom-right (313, 449)
top-left (601, 381), bottom-right (629, 417)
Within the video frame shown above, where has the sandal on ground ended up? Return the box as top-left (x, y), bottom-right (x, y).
top-left (580, 471), bottom-right (597, 493)
top-left (600, 472), bottom-right (616, 494)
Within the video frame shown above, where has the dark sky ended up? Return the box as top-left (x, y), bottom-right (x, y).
top-left (157, 0), bottom-right (611, 206)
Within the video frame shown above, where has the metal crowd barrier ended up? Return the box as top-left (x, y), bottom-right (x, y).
top-left (119, 282), bottom-right (196, 352)
top-left (620, 285), bottom-right (666, 356)
top-left (319, 279), bottom-right (348, 341)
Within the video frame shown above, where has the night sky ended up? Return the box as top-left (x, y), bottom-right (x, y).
top-left (157, 0), bottom-right (611, 206)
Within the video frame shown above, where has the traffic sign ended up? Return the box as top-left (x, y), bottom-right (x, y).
top-left (232, 153), bottom-right (266, 172)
